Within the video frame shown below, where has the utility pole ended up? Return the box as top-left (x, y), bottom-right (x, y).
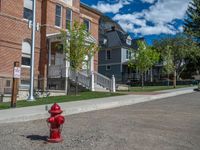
top-left (28, 0), bottom-right (36, 101)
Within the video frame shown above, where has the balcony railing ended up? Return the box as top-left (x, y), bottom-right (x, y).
top-left (48, 65), bottom-right (66, 78)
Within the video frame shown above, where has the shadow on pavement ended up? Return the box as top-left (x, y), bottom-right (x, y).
top-left (26, 135), bottom-right (48, 142)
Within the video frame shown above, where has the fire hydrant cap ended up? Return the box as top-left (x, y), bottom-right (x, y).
top-left (49, 103), bottom-right (63, 114)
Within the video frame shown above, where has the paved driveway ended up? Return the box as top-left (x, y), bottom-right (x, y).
top-left (0, 92), bottom-right (200, 150)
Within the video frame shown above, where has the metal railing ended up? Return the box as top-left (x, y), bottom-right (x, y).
top-left (47, 65), bottom-right (115, 92)
top-left (94, 71), bottom-right (112, 90)
top-left (48, 65), bottom-right (66, 78)
top-left (69, 69), bottom-right (90, 89)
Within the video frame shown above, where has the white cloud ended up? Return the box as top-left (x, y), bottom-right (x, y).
top-left (144, 0), bottom-right (190, 24)
top-left (134, 24), bottom-right (177, 35)
top-left (141, 0), bottom-right (156, 4)
top-left (113, 0), bottom-right (191, 36)
top-left (91, 0), bottom-right (133, 13)
top-left (113, 13), bottom-right (146, 27)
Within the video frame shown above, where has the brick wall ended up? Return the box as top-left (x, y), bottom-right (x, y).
top-left (0, 0), bottom-right (41, 80)
top-left (0, 0), bottom-right (100, 92)
top-left (80, 5), bottom-right (100, 72)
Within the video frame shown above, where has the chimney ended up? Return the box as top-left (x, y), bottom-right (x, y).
top-left (111, 26), bottom-right (115, 31)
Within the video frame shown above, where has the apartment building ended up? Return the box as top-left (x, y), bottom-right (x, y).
top-left (0, 0), bottom-right (101, 96)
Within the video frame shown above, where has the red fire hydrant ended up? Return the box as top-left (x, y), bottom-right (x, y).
top-left (47, 103), bottom-right (65, 143)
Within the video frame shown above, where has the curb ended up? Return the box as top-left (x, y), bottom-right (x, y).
top-left (0, 88), bottom-right (195, 124)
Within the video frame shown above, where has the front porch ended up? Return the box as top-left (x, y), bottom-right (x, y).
top-left (46, 33), bottom-right (116, 93)
top-left (46, 32), bottom-right (94, 92)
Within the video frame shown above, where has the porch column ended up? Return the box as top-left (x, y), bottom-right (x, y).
top-left (48, 39), bottom-right (52, 67)
top-left (90, 55), bottom-right (94, 72)
top-left (65, 55), bottom-right (70, 94)
top-left (90, 72), bottom-right (95, 91)
top-left (111, 75), bottom-right (116, 92)
top-left (90, 55), bottom-right (95, 91)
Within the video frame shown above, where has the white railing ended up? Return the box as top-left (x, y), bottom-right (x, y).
top-left (48, 65), bottom-right (116, 92)
top-left (69, 69), bottom-right (90, 89)
top-left (48, 65), bottom-right (66, 78)
top-left (94, 72), bottom-right (112, 91)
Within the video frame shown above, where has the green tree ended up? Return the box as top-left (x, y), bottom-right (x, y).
top-left (184, 0), bottom-right (200, 76)
top-left (154, 34), bottom-right (199, 88)
top-left (162, 46), bottom-right (174, 86)
top-left (184, 0), bottom-right (200, 41)
top-left (60, 22), bottom-right (98, 95)
top-left (128, 41), bottom-right (160, 88)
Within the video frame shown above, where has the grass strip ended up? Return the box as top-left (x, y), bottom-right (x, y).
top-left (0, 91), bottom-right (123, 110)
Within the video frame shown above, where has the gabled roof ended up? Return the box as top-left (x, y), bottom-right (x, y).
top-left (80, 2), bottom-right (102, 16)
top-left (99, 15), bottom-right (125, 33)
top-left (101, 29), bottom-right (144, 50)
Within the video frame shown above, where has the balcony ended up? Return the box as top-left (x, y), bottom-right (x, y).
top-left (48, 65), bottom-right (67, 78)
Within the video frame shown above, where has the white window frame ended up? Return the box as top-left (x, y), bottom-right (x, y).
top-left (66, 8), bottom-right (72, 30)
top-left (126, 49), bottom-right (129, 60)
top-left (126, 36), bottom-right (132, 46)
top-left (23, 0), bottom-right (33, 20)
top-left (126, 49), bottom-right (132, 60)
top-left (55, 4), bottom-right (62, 28)
top-left (21, 41), bottom-right (31, 68)
top-left (83, 19), bottom-right (90, 32)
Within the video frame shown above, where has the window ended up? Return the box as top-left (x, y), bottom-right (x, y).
top-left (20, 79), bottom-right (30, 88)
top-left (6, 80), bottom-right (11, 87)
top-left (126, 36), bottom-right (132, 46)
top-left (22, 41), bottom-right (31, 67)
top-left (23, 0), bottom-right (33, 20)
top-left (106, 50), bottom-right (111, 60)
top-left (106, 65), bottom-right (111, 70)
top-left (55, 5), bottom-right (62, 27)
top-left (83, 19), bottom-right (90, 32)
top-left (126, 50), bottom-right (131, 59)
top-left (66, 8), bottom-right (72, 30)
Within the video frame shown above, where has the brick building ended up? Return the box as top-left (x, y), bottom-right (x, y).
top-left (0, 0), bottom-right (101, 96)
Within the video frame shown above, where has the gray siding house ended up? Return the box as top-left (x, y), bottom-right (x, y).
top-left (98, 26), bottom-right (138, 83)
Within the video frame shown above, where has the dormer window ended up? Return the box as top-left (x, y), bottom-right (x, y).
top-left (126, 36), bottom-right (132, 46)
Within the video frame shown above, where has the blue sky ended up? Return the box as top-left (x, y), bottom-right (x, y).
top-left (81, 0), bottom-right (191, 45)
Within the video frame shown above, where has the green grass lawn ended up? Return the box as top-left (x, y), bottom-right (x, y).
top-left (120, 85), bottom-right (193, 92)
top-left (0, 92), bottom-right (123, 110)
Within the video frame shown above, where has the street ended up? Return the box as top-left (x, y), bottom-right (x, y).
top-left (0, 92), bottom-right (200, 150)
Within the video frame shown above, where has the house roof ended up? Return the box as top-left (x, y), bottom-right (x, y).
top-left (99, 15), bottom-right (125, 33)
top-left (80, 2), bottom-right (102, 16)
top-left (101, 29), bottom-right (146, 51)
top-left (104, 29), bottom-right (136, 49)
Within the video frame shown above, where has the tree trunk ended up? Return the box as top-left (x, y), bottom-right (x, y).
top-left (75, 72), bottom-right (78, 96)
top-left (141, 73), bottom-right (144, 88)
top-left (167, 73), bottom-right (170, 86)
top-left (173, 70), bottom-right (176, 88)
top-left (150, 68), bottom-right (153, 82)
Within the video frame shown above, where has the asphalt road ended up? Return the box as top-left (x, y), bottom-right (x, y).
top-left (0, 92), bottom-right (200, 150)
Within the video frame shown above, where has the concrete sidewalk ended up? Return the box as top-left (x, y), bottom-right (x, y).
top-left (0, 87), bottom-right (196, 124)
